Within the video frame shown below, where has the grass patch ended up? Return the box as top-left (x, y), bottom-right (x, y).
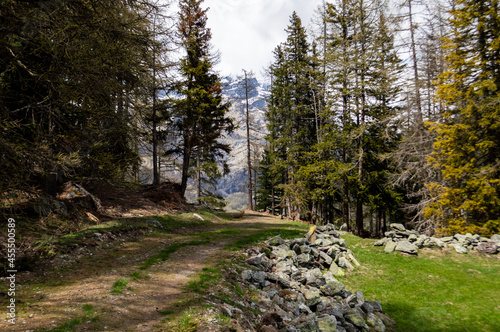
top-left (130, 271), bottom-right (142, 280)
top-left (168, 310), bottom-right (199, 332)
top-left (225, 226), bottom-right (308, 250)
top-left (185, 267), bottom-right (221, 294)
top-left (339, 234), bottom-right (500, 332)
top-left (139, 240), bottom-right (209, 270)
top-left (111, 278), bottom-right (128, 294)
top-left (45, 304), bottom-right (98, 332)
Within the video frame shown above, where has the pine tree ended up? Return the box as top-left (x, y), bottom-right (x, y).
top-left (174, 0), bottom-right (234, 198)
top-left (426, 0), bottom-right (500, 236)
top-left (264, 12), bottom-right (318, 220)
top-left (0, 0), bottom-right (158, 195)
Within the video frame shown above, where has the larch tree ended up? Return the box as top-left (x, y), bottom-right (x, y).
top-left (426, 0), bottom-right (500, 236)
top-left (174, 0), bottom-right (234, 199)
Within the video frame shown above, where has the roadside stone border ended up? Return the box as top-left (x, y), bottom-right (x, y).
top-left (374, 223), bottom-right (500, 255)
top-left (240, 226), bottom-right (394, 332)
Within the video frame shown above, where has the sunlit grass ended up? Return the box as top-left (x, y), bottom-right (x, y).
top-left (339, 234), bottom-right (500, 332)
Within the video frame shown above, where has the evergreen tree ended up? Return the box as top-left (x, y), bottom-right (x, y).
top-left (426, 0), bottom-right (500, 236)
top-left (0, 0), bottom-right (158, 195)
top-left (264, 12), bottom-right (318, 220)
top-left (173, 0), bottom-right (234, 198)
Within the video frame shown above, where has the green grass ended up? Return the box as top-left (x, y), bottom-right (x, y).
top-left (169, 310), bottom-right (199, 332)
top-left (130, 271), bottom-right (142, 280)
top-left (139, 240), bottom-right (209, 270)
top-left (185, 267), bottom-right (221, 294)
top-left (111, 278), bottom-right (128, 294)
top-left (225, 226), bottom-right (309, 250)
top-left (339, 234), bottom-right (500, 332)
top-left (45, 304), bottom-right (98, 332)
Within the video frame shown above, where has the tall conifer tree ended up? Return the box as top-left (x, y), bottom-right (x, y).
top-left (174, 0), bottom-right (233, 198)
top-left (426, 0), bottom-right (500, 235)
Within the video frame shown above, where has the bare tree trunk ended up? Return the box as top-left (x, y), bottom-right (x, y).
top-left (180, 140), bottom-right (191, 198)
top-left (244, 70), bottom-right (253, 210)
top-left (408, 0), bottom-right (423, 124)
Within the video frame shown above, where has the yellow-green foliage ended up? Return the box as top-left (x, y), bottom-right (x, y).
top-left (425, 0), bottom-right (500, 236)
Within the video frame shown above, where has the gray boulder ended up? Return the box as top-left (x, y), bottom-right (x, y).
top-left (390, 223), bottom-right (406, 231)
top-left (366, 312), bottom-right (386, 332)
top-left (453, 243), bottom-right (468, 254)
top-left (384, 240), bottom-right (397, 253)
top-left (395, 241), bottom-right (418, 255)
top-left (374, 238), bottom-right (388, 246)
top-left (317, 315), bottom-right (337, 332)
top-left (303, 288), bottom-right (322, 308)
top-left (329, 261), bottom-right (345, 277)
top-left (477, 241), bottom-right (498, 254)
top-left (320, 279), bottom-right (345, 297)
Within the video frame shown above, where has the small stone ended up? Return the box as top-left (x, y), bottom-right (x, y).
top-left (441, 236), bottom-right (454, 242)
top-left (453, 243), bottom-right (468, 254)
top-left (252, 271), bottom-right (267, 285)
top-left (395, 241), bottom-right (418, 255)
top-left (366, 312), bottom-right (386, 332)
top-left (241, 270), bottom-right (253, 281)
top-left (305, 268), bottom-right (325, 287)
top-left (374, 238), bottom-right (388, 246)
top-left (303, 288), bottom-right (322, 308)
top-left (319, 251), bottom-right (333, 266)
top-left (266, 235), bottom-right (285, 246)
top-left (320, 279), bottom-right (345, 297)
top-left (338, 257), bottom-right (354, 271)
top-left (343, 308), bottom-right (369, 329)
top-left (361, 302), bottom-right (374, 314)
top-left (390, 223), bottom-right (406, 231)
top-left (384, 240), bottom-right (397, 253)
top-left (491, 234), bottom-right (500, 244)
top-left (329, 262), bottom-right (345, 277)
top-left (297, 253), bottom-right (313, 267)
top-left (346, 252), bottom-right (360, 267)
top-left (272, 248), bottom-right (297, 261)
top-left (408, 234), bottom-right (418, 242)
top-left (317, 315), bottom-right (337, 332)
top-left (365, 301), bottom-right (383, 312)
top-left (296, 316), bottom-right (319, 332)
top-left (246, 253), bottom-right (266, 266)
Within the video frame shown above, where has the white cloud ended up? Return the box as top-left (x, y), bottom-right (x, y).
top-left (204, 0), bottom-right (322, 78)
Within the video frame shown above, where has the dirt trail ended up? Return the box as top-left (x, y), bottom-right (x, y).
top-left (1, 214), bottom-right (288, 331)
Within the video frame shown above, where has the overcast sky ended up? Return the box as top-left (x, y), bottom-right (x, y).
top-left (204, 0), bottom-right (323, 79)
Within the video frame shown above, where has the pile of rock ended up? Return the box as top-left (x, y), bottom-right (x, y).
top-left (241, 225), bottom-right (393, 332)
top-left (374, 223), bottom-right (500, 255)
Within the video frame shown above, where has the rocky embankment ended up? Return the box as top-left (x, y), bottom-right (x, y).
top-left (240, 225), bottom-right (393, 332)
top-left (374, 223), bottom-right (500, 255)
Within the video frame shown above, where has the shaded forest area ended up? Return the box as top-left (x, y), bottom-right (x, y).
top-left (0, 0), bottom-right (233, 220)
top-left (255, 0), bottom-right (500, 238)
top-left (1, 0), bottom-right (499, 240)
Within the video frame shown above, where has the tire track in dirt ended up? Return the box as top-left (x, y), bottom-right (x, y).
top-left (1, 214), bottom-right (286, 331)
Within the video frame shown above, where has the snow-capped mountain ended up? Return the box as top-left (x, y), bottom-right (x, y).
top-left (217, 76), bottom-right (269, 207)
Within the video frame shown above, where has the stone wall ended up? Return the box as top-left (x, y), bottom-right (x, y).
top-left (374, 223), bottom-right (500, 255)
top-left (241, 225), bottom-right (394, 332)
